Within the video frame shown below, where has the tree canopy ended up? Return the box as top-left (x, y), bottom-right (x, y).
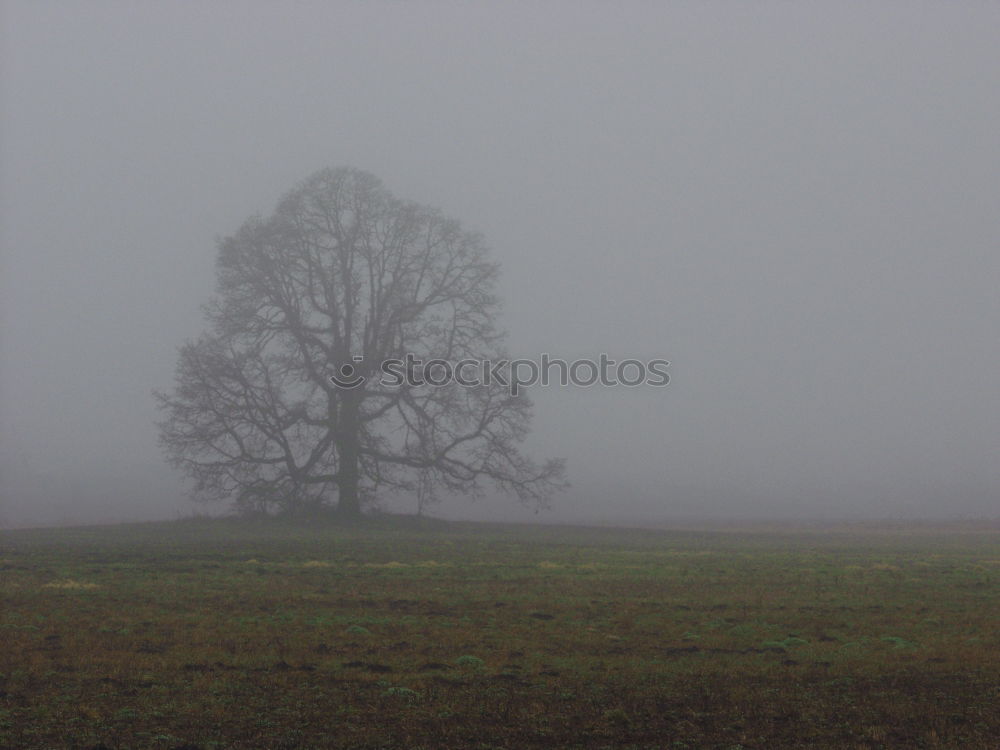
top-left (156, 167), bottom-right (565, 516)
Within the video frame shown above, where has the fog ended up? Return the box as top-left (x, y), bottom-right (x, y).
top-left (2, 2), bottom-right (998, 528)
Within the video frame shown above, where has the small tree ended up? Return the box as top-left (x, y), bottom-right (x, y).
top-left (156, 167), bottom-right (565, 517)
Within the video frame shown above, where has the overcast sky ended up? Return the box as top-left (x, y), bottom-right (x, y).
top-left (2, 1), bottom-right (998, 527)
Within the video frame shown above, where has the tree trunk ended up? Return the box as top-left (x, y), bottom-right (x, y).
top-left (336, 395), bottom-right (362, 517)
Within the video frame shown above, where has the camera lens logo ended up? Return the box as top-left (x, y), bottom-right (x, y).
top-left (329, 356), bottom-right (366, 389)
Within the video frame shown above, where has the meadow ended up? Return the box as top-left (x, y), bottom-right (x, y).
top-left (1, 516), bottom-right (998, 749)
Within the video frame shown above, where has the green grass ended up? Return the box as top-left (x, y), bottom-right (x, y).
top-left (1, 516), bottom-right (999, 748)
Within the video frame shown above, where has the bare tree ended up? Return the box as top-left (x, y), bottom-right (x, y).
top-left (156, 167), bottom-right (566, 517)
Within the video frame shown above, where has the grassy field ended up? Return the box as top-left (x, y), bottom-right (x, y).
top-left (1, 516), bottom-right (998, 749)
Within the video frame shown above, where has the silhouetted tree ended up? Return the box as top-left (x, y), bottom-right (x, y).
top-left (156, 167), bottom-right (565, 517)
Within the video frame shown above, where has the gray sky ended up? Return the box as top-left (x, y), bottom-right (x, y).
top-left (2, 1), bottom-right (998, 526)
